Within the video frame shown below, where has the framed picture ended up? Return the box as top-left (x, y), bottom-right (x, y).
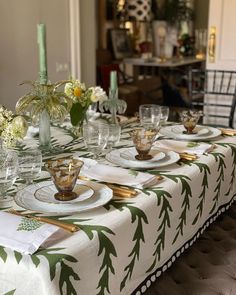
top-left (110, 29), bottom-right (133, 60)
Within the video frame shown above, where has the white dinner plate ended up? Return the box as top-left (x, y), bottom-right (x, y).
top-left (34, 183), bottom-right (94, 204)
top-left (160, 125), bottom-right (222, 141)
top-left (106, 147), bottom-right (180, 169)
top-left (120, 148), bottom-right (166, 162)
top-left (171, 125), bottom-right (210, 139)
top-left (14, 180), bottom-right (113, 215)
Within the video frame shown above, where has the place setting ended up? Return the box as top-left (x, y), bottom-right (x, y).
top-left (160, 109), bottom-right (222, 141)
top-left (105, 104), bottom-right (181, 169)
top-left (14, 157), bottom-right (113, 215)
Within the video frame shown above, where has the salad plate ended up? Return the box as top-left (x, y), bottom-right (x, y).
top-left (35, 183), bottom-right (94, 204)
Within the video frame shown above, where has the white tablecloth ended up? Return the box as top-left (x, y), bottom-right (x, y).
top-left (0, 122), bottom-right (235, 295)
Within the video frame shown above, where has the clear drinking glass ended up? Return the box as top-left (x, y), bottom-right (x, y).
top-left (139, 104), bottom-right (161, 131)
top-left (86, 102), bottom-right (97, 121)
top-left (159, 106), bottom-right (169, 126)
top-left (0, 150), bottom-right (18, 207)
top-left (106, 124), bottom-right (121, 150)
top-left (83, 122), bottom-right (109, 158)
top-left (18, 149), bottom-right (42, 185)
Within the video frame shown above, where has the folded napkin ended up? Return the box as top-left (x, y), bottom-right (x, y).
top-left (154, 139), bottom-right (214, 155)
top-left (0, 212), bottom-right (60, 255)
top-left (81, 161), bottom-right (158, 189)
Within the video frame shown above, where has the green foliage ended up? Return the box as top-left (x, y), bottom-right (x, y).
top-left (70, 102), bottom-right (87, 127)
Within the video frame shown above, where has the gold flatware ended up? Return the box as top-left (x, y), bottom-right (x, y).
top-left (108, 184), bottom-right (138, 198)
top-left (220, 128), bottom-right (236, 136)
top-left (8, 209), bottom-right (79, 233)
top-left (179, 153), bottom-right (198, 161)
top-left (79, 175), bottom-right (138, 198)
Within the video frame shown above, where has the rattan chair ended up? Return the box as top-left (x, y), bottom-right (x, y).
top-left (188, 69), bottom-right (236, 128)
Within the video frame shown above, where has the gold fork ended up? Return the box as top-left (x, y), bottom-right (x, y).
top-left (8, 209), bottom-right (79, 233)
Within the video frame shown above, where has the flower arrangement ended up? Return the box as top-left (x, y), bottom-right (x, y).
top-left (64, 79), bottom-right (107, 126)
top-left (16, 80), bottom-right (73, 124)
top-left (0, 105), bottom-right (28, 147)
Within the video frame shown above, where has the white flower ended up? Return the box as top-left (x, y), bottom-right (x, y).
top-left (89, 86), bottom-right (108, 103)
top-left (0, 105), bottom-right (28, 147)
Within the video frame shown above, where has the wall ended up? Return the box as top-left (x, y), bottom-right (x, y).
top-left (0, 0), bottom-right (71, 110)
top-left (79, 0), bottom-right (96, 87)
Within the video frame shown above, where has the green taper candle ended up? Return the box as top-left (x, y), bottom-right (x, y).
top-left (37, 23), bottom-right (48, 84)
top-left (110, 71), bottom-right (117, 91)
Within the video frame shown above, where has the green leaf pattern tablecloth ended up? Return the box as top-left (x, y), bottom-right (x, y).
top-left (0, 122), bottom-right (236, 295)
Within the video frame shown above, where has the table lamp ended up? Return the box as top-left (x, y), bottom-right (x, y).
top-left (125, 0), bottom-right (151, 53)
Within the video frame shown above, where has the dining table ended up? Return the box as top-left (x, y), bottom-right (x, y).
top-left (0, 116), bottom-right (236, 295)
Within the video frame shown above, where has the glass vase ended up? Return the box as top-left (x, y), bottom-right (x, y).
top-left (39, 109), bottom-right (51, 150)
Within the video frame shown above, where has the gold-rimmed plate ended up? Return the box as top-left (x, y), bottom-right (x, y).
top-left (34, 183), bottom-right (94, 204)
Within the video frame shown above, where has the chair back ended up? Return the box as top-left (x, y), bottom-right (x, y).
top-left (188, 69), bottom-right (236, 128)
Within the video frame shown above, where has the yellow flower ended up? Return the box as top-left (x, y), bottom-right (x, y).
top-left (73, 86), bottom-right (82, 98)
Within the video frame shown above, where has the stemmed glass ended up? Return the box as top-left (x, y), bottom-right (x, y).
top-left (0, 150), bottom-right (18, 207)
top-left (82, 121), bottom-right (109, 159)
top-left (139, 104), bottom-right (161, 131)
top-left (159, 106), bottom-right (169, 126)
top-left (18, 149), bottom-right (42, 186)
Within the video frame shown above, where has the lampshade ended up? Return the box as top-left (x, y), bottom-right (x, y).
top-left (125, 0), bottom-right (151, 22)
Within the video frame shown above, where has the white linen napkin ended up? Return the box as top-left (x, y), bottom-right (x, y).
top-left (81, 162), bottom-right (159, 189)
top-left (154, 139), bottom-right (213, 155)
top-left (0, 212), bottom-right (60, 255)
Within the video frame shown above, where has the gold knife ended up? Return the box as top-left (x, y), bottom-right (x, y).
top-left (79, 175), bottom-right (138, 198)
top-left (8, 209), bottom-right (79, 233)
top-left (179, 153), bottom-right (198, 161)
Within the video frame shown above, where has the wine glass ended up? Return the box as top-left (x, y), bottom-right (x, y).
top-left (159, 106), bottom-right (169, 126)
top-left (18, 149), bottom-right (42, 185)
top-left (139, 104), bottom-right (161, 131)
top-left (82, 122), bottom-right (109, 159)
top-left (0, 150), bottom-right (18, 207)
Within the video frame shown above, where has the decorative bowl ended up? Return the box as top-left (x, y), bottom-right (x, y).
top-left (179, 110), bottom-right (202, 134)
top-left (129, 128), bottom-right (158, 161)
top-left (45, 158), bottom-right (84, 201)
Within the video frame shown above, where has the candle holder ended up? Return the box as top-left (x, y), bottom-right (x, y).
top-left (99, 71), bottom-right (127, 124)
top-left (16, 80), bottom-right (73, 151)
